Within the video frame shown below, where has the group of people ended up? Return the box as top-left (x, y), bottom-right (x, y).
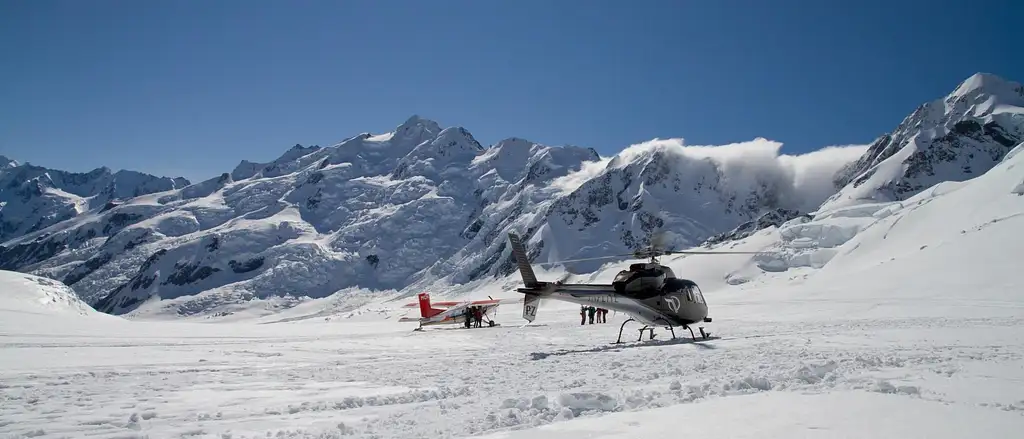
top-left (462, 306), bottom-right (492, 328)
top-left (580, 305), bottom-right (609, 325)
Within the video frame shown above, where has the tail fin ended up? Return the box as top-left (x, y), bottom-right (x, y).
top-left (506, 232), bottom-right (540, 288)
top-left (522, 293), bottom-right (540, 323)
top-left (418, 292), bottom-right (442, 318)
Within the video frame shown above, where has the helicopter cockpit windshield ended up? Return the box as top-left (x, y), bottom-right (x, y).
top-left (660, 278), bottom-right (705, 304)
top-left (686, 284), bottom-right (705, 304)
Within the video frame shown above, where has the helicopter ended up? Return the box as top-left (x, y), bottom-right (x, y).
top-left (505, 230), bottom-right (765, 344)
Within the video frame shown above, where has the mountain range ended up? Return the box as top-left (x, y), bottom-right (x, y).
top-left (1, 72), bottom-right (1021, 318)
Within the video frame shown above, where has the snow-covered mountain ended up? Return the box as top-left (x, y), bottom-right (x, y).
top-left (3, 136), bottom-right (1022, 439)
top-left (824, 72), bottom-right (1024, 210)
top-left (3, 72), bottom-right (1021, 319)
top-left (0, 157), bottom-right (190, 244)
top-left (0, 116), bottom-right (607, 316)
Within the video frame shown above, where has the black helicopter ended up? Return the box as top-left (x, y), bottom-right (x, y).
top-left (506, 231), bottom-right (764, 344)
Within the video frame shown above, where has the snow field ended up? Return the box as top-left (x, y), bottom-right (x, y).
top-left (2, 285), bottom-right (1023, 439)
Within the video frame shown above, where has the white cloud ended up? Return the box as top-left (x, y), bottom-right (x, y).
top-left (779, 144), bottom-right (871, 210)
top-left (549, 157), bottom-right (612, 195)
top-left (548, 137), bottom-right (870, 212)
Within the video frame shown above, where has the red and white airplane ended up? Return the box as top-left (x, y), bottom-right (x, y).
top-left (398, 292), bottom-right (520, 329)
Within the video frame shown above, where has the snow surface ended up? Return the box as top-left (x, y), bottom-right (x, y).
top-left (1, 139), bottom-right (1023, 438)
top-left (0, 270), bottom-right (117, 318)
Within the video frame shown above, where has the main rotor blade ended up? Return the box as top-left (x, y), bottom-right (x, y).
top-left (535, 247), bottom-right (773, 265)
top-left (536, 253), bottom-right (635, 265)
top-left (668, 250), bottom-right (771, 255)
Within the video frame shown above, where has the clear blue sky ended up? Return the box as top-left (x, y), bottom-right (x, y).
top-left (2, 0), bottom-right (1022, 183)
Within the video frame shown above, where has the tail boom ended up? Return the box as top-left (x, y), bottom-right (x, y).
top-left (506, 232), bottom-right (540, 288)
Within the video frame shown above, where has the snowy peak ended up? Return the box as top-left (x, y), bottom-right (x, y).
top-left (0, 162), bottom-right (189, 200)
top-left (106, 169), bottom-right (192, 199)
top-left (392, 126), bottom-right (484, 180)
top-left (472, 137), bottom-right (600, 187)
top-left (824, 72), bottom-right (1024, 211)
top-left (473, 138), bottom-right (542, 182)
top-left (231, 143), bottom-right (326, 181)
top-left (0, 155), bottom-right (18, 169)
top-left (424, 126), bottom-right (485, 156)
top-left (0, 159), bottom-right (190, 243)
top-left (950, 72), bottom-right (1024, 106)
top-left (393, 114), bottom-right (443, 144)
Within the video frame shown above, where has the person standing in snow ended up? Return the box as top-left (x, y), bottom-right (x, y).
top-left (587, 306), bottom-right (596, 324)
top-left (580, 305), bottom-right (587, 325)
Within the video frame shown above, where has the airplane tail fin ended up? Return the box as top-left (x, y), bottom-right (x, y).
top-left (506, 232), bottom-right (540, 288)
top-left (418, 292), bottom-right (442, 318)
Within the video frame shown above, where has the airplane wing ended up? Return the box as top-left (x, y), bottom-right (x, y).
top-left (401, 297), bottom-right (522, 308)
top-left (400, 300), bottom-right (464, 308)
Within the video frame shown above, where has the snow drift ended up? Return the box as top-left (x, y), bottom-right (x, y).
top-left (0, 269), bottom-right (111, 318)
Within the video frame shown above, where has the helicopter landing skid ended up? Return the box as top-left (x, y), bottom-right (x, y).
top-left (614, 319), bottom-right (711, 344)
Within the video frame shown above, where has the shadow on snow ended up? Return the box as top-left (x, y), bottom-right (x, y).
top-left (529, 335), bottom-right (722, 360)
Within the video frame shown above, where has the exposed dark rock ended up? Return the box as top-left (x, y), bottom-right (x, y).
top-left (122, 231), bottom-right (153, 250)
top-left (0, 239), bottom-right (67, 270)
top-left (164, 262), bottom-right (221, 286)
top-left (63, 252), bottom-right (113, 285)
top-left (229, 256), bottom-right (264, 274)
top-left (102, 212), bottom-right (144, 235)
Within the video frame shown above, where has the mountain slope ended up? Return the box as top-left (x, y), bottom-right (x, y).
top-left (0, 269), bottom-right (117, 318)
top-left (695, 139), bottom-right (1024, 293)
top-left (824, 72), bottom-right (1024, 211)
top-left (0, 158), bottom-right (190, 244)
top-left (0, 116), bottom-right (607, 315)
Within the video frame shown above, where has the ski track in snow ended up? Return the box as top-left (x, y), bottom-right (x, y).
top-left (2, 309), bottom-right (1023, 439)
